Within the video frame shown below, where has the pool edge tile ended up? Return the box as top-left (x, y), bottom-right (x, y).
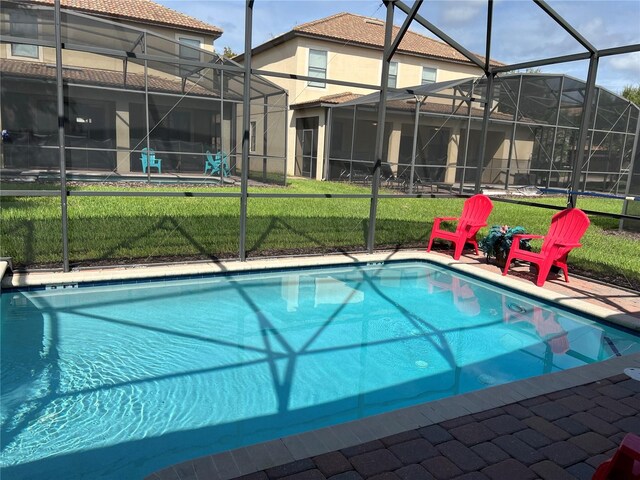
top-left (257, 439), bottom-right (296, 468)
top-left (282, 432), bottom-right (326, 461)
top-left (154, 467), bottom-right (181, 480)
top-left (230, 447), bottom-right (261, 476)
top-left (209, 452), bottom-right (241, 480)
top-left (307, 426), bottom-right (349, 453)
top-left (191, 456), bottom-right (218, 480)
top-left (173, 462), bottom-right (198, 480)
top-left (327, 422), bottom-right (363, 448)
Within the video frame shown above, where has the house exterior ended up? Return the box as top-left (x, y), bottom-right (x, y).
top-left (0, 0), bottom-right (230, 174)
top-left (236, 12), bottom-right (500, 181)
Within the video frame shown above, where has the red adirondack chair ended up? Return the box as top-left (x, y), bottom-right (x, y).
top-left (593, 433), bottom-right (640, 480)
top-left (502, 208), bottom-right (590, 287)
top-left (427, 194), bottom-right (493, 260)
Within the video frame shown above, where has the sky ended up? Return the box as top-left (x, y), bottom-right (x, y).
top-left (157, 0), bottom-right (640, 94)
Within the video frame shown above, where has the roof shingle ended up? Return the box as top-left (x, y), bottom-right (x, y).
top-left (291, 90), bottom-right (514, 120)
top-left (292, 12), bottom-right (500, 67)
top-left (31, 0), bottom-right (222, 36)
top-left (0, 58), bottom-right (217, 97)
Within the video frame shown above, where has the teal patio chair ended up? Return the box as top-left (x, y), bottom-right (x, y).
top-left (219, 152), bottom-right (231, 177)
top-left (204, 150), bottom-right (219, 175)
top-left (205, 151), bottom-right (231, 176)
top-left (141, 148), bottom-right (162, 173)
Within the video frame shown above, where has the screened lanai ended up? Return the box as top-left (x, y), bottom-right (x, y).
top-left (0, 0), bottom-right (288, 184)
top-left (326, 74), bottom-right (640, 196)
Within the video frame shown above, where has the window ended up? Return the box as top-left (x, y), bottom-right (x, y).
top-left (308, 49), bottom-right (327, 88)
top-left (178, 37), bottom-right (201, 78)
top-left (388, 62), bottom-right (398, 88)
top-left (250, 121), bottom-right (257, 152)
top-left (422, 67), bottom-right (437, 85)
top-left (178, 37), bottom-right (201, 60)
top-left (10, 11), bottom-right (38, 58)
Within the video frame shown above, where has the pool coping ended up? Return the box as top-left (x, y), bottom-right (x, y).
top-left (3, 250), bottom-right (638, 332)
top-left (146, 352), bottom-right (640, 480)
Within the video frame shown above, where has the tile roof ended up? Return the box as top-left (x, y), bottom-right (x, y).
top-left (295, 92), bottom-right (363, 106)
top-left (291, 91), bottom-right (513, 119)
top-left (292, 12), bottom-right (500, 67)
top-left (31, 0), bottom-right (222, 36)
top-left (0, 58), bottom-right (216, 97)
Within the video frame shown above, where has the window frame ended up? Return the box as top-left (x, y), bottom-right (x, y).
top-left (7, 11), bottom-right (41, 60)
top-left (176, 35), bottom-right (203, 80)
top-left (388, 61), bottom-right (398, 88)
top-left (421, 66), bottom-right (437, 85)
top-left (308, 49), bottom-right (327, 88)
top-left (177, 36), bottom-right (202, 61)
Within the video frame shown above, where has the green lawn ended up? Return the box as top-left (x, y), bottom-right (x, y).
top-left (1, 179), bottom-right (638, 288)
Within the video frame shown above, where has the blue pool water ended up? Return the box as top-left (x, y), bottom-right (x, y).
top-left (1, 261), bottom-right (639, 479)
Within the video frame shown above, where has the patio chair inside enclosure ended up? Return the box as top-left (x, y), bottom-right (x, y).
top-left (427, 194), bottom-right (494, 260)
top-left (205, 151), bottom-right (231, 176)
top-left (140, 148), bottom-right (162, 174)
top-left (502, 208), bottom-right (590, 287)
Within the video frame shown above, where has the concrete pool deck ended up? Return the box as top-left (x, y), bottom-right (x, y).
top-left (2, 250), bottom-right (639, 479)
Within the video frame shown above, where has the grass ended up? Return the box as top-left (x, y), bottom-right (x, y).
top-left (1, 178), bottom-right (638, 288)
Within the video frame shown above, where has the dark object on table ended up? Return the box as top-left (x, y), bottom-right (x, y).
top-left (479, 225), bottom-right (531, 268)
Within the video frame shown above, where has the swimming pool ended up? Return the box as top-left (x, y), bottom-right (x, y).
top-left (1, 260), bottom-right (638, 479)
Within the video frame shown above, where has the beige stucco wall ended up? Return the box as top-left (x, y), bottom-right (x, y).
top-left (507, 129), bottom-right (536, 182)
top-left (251, 40), bottom-right (300, 101)
top-left (480, 125), bottom-right (514, 184)
top-left (232, 97), bottom-right (289, 180)
top-left (2, 13), bottom-right (218, 78)
top-left (251, 37), bottom-right (483, 106)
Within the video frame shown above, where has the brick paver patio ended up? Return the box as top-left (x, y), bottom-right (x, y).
top-left (224, 374), bottom-right (640, 480)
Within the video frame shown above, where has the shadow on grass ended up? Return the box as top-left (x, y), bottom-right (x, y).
top-left (1, 215), bottom-right (428, 267)
top-left (1, 218), bottom-right (63, 268)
